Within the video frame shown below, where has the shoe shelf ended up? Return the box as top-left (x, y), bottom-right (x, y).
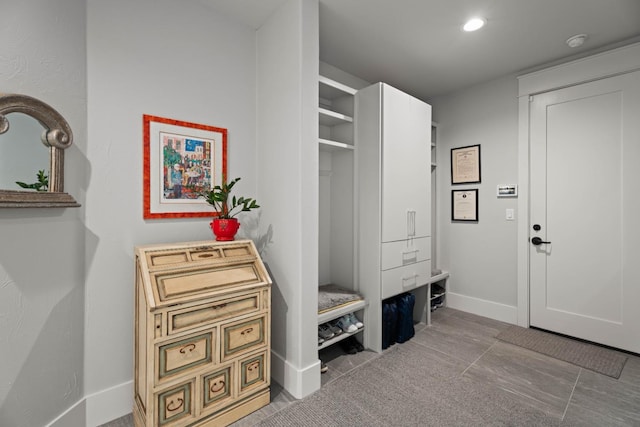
top-left (430, 270), bottom-right (449, 284)
top-left (427, 270), bottom-right (449, 325)
top-left (318, 299), bottom-right (366, 325)
top-left (318, 325), bottom-right (364, 351)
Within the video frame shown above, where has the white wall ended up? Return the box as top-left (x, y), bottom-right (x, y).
top-left (85, 0), bottom-right (258, 423)
top-left (0, 1), bottom-right (87, 426)
top-left (430, 75), bottom-right (520, 322)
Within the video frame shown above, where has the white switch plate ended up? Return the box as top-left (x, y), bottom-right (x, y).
top-left (506, 208), bottom-right (515, 220)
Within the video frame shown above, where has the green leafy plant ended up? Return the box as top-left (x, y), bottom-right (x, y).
top-left (197, 176), bottom-right (260, 219)
top-left (16, 169), bottom-right (49, 192)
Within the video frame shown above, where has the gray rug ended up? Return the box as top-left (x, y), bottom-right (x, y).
top-left (496, 325), bottom-right (627, 378)
top-left (256, 342), bottom-right (560, 427)
top-left (318, 284), bottom-right (363, 313)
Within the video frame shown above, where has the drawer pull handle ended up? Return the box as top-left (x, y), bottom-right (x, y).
top-left (179, 343), bottom-right (196, 354)
top-left (212, 303), bottom-right (228, 310)
top-left (197, 253), bottom-right (214, 258)
top-left (247, 361), bottom-right (260, 372)
top-left (402, 249), bottom-right (419, 255)
top-left (210, 380), bottom-right (225, 393)
top-left (240, 327), bottom-right (254, 336)
top-left (402, 249), bottom-right (419, 265)
top-left (402, 274), bottom-right (419, 287)
top-left (166, 398), bottom-right (184, 412)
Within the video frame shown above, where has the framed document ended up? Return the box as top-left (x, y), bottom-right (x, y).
top-left (452, 189), bottom-right (478, 221)
top-left (451, 144), bottom-right (481, 184)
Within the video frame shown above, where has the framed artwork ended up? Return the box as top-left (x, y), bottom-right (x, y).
top-left (143, 115), bottom-right (227, 219)
top-left (451, 144), bottom-right (481, 184)
top-left (452, 189), bottom-right (478, 221)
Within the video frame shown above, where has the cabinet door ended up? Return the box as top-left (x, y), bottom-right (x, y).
top-left (381, 84), bottom-right (431, 242)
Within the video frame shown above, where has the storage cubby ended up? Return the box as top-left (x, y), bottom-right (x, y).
top-left (318, 72), bottom-right (364, 351)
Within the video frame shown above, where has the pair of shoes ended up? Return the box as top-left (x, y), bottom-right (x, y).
top-left (345, 312), bottom-right (364, 329)
top-left (326, 322), bottom-right (343, 337)
top-left (431, 284), bottom-right (445, 297)
top-left (320, 362), bottom-right (328, 373)
top-left (333, 316), bottom-right (358, 333)
top-left (318, 323), bottom-right (334, 341)
top-left (339, 336), bottom-right (364, 354)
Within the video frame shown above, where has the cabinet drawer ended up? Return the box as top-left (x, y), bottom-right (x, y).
top-left (381, 237), bottom-right (431, 271)
top-left (381, 260), bottom-right (430, 300)
top-left (221, 315), bottom-right (267, 361)
top-left (168, 291), bottom-right (261, 335)
top-left (201, 364), bottom-right (234, 413)
top-left (239, 350), bottom-right (269, 397)
top-left (157, 331), bottom-right (214, 382)
top-left (156, 380), bottom-right (194, 426)
top-left (145, 244), bottom-right (254, 268)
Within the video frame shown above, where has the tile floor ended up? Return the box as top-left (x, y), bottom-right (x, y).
top-left (102, 307), bottom-right (640, 426)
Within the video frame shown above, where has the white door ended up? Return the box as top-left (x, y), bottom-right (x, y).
top-left (529, 70), bottom-right (640, 353)
top-left (381, 83), bottom-right (431, 242)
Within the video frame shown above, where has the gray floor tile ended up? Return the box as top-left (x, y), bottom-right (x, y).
top-left (464, 341), bottom-right (580, 418)
top-left (563, 368), bottom-right (640, 426)
top-left (618, 352), bottom-right (640, 386)
top-left (412, 317), bottom-right (496, 363)
top-left (319, 343), bottom-right (378, 387)
top-left (447, 307), bottom-right (513, 334)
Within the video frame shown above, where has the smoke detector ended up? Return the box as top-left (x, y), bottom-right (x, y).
top-left (566, 34), bottom-right (588, 48)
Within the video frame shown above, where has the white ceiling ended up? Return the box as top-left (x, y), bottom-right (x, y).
top-left (201, 0), bottom-right (640, 99)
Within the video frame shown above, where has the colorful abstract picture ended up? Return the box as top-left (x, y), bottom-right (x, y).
top-left (161, 133), bottom-right (214, 201)
top-left (143, 115), bottom-right (227, 219)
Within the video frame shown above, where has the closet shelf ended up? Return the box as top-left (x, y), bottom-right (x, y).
top-left (431, 271), bottom-right (449, 283)
top-left (319, 138), bottom-right (354, 151)
top-left (318, 299), bottom-right (366, 324)
top-left (319, 75), bottom-right (358, 98)
top-left (319, 107), bottom-right (353, 126)
top-left (318, 326), bottom-right (364, 350)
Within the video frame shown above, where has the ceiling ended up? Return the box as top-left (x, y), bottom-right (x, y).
top-left (201, 0), bottom-right (640, 99)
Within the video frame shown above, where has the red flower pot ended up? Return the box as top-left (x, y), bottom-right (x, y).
top-left (211, 218), bottom-right (240, 241)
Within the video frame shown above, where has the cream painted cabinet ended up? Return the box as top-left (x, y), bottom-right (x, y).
top-left (356, 82), bottom-right (431, 352)
top-left (133, 240), bottom-right (271, 427)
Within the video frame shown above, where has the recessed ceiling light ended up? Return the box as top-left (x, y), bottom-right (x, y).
top-left (566, 34), bottom-right (588, 48)
top-left (463, 17), bottom-right (486, 32)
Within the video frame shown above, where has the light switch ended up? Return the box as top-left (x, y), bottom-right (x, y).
top-left (506, 208), bottom-right (515, 221)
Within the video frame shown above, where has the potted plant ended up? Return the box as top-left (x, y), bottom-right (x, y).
top-left (197, 176), bottom-right (260, 241)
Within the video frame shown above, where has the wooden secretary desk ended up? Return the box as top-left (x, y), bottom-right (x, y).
top-left (133, 240), bottom-right (271, 427)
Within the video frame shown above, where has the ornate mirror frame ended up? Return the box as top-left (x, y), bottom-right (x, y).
top-left (0, 93), bottom-right (79, 208)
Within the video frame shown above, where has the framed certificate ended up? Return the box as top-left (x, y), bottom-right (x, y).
top-left (452, 189), bottom-right (478, 221)
top-left (451, 144), bottom-right (481, 184)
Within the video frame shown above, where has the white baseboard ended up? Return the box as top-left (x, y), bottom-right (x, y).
top-left (45, 380), bottom-right (131, 427)
top-left (271, 349), bottom-right (320, 399)
top-left (85, 380), bottom-right (132, 426)
top-left (51, 351), bottom-right (322, 427)
top-left (46, 398), bottom-right (86, 427)
top-left (447, 292), bottom-right (518, 325)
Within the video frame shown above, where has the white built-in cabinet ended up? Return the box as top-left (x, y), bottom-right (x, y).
top-left (356, 82), bottom-right (432, 353)
top-left (317, 74), bottom-right (365, 350)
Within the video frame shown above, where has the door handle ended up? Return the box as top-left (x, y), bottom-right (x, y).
top-left (531, 236), bottom-right (551, 245)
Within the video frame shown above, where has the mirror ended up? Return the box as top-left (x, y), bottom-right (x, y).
top-left (0, 113), bottom-right (49, 189)
top-left (0, 93), bottom-right (79, 207)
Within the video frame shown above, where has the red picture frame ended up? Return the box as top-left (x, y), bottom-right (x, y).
top-left (143, 115), bottom-right (227, 219)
